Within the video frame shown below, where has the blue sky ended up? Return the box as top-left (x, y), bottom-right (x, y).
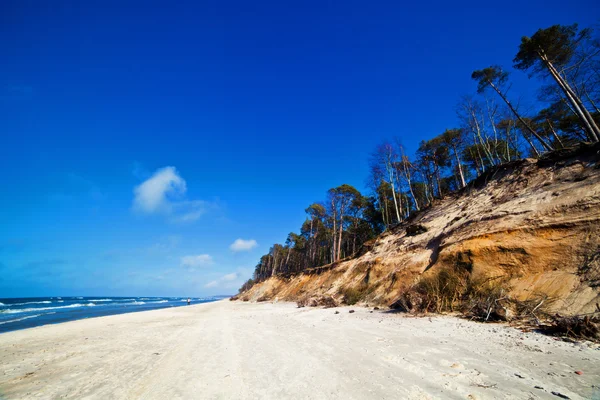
top-left (1, 1), bottom-right (597, 297)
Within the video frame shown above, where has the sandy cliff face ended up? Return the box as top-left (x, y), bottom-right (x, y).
top-left (241, 145), bottom-right (600, 316)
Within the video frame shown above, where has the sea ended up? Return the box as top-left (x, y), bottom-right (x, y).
top-left (0, 295), bottom-right (228, 334)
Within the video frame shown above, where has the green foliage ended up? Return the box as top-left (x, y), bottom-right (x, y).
top-left (514, 24), bottom-right (587, 73)
top-left (239, 279), bottom-right (255, 293)
top-left (471, 66), bottom-right (509, 93)
top-left (242, 22), bottom-right (598, 288)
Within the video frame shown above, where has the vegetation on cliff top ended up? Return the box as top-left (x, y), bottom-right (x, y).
top-left (240, 23), bottom-right (600, 294)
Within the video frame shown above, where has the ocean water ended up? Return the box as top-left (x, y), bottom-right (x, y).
top-left (0, 296), bottom-right (227, 333)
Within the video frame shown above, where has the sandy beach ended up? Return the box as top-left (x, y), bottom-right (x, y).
top-left (0, 300), bottom-right (598, 399)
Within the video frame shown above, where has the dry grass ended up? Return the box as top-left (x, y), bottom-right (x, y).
top-left (339, 284), bottom-right (376, 305)
top-left (462, 276), bottom-right (511, 321)
top-left (512, 293), bottom-right (557, 324)
top-left (392, 268), bottom-right (512, 321)
top-left (541, 315), bottom-right (600, 340)
top-left (391, 267), bottom-right (469, 313)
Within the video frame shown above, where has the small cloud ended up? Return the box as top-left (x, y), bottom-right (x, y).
top-left (133, 166), bottom-right (186, 214)
top-left (229, 239), bottom-right (258, 252)
top-left (132, 166), bottom-right (215, 223)
top-left (204, 271), bottom-right (241, 288)
top-left (169, 200), bottom-right (208, 223)
top-left (222, 273), bottom-right (238, 281)
top-left (180, 254), bottom-right (213, 268)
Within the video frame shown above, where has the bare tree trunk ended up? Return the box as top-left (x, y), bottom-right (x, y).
top-left (331, 199), bottom-right (337, 263)
top-left (546, 119), bottom-right (565, 148)
top-left (337, 211), bottom-right (344, 262)
top-left (486, 98), bottom-right (502, 162)
top-left (435, 166), bottom-right (443, 198)
top-left (541, 54), bottom-right (600, 142)
top-left (487, 80), bottom-right (554, 151)
top-left (401, 156), bottom-right (420, 211)
top-left (470, 138), bottom-right (483, 173)
top-left (285, 248), bottom-right (291, 268)
top-left (384, 149), bottom-right (402, 223)
top-left (469, 108), bottom-right (496, 165)
top-left (451, 144), bottom-right (466, 188)
top-left (379, 192), bottom-right (387, 228)
top-left (271, 252), bottom-right (278, 277)
top-left (584, 90), bottom-right (600, 114)
top-left (522, 129), bottom-right (541, 157)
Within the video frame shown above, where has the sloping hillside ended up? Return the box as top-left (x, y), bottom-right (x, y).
top-left (240, 144), bottom-right (600, 316)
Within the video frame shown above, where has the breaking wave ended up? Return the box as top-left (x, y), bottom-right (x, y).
top-left (8, 300), bottom-right (52, 306)
top-left (0, 314), bottom-right (43, 325)
top-left (0, 303), bottom-right (96, 314)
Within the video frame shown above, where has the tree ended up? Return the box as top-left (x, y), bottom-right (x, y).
top-left (416, 138), bottom-right (450, 199)
top-left (495, 119), bottom-right (522, 161)
top-left (305, 203), bottom-right (328, 267)
top-left (327, 184), bottom-right (361, 262)
top-left (243, 23), bottom-right (600, 290)
top-left (440, 129), bottom-right (467, 188)
top-left (472, 66), bottom-right (554, 151)
top-left (514, 24), bottom-right (600, 142)
top-left (239, 279), bottom-right (254, 293)
top-left (371, 143), bottom-right (403, 223)
top-left (458, 96), bottom-right (499, 167)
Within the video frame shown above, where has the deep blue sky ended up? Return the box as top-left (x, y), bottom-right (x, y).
top-left (1, 1), bottom-right (597, 297)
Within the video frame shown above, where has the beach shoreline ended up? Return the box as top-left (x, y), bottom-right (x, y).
top-left (1, 300), bottom-right (598, 399)
top-left (0, 296), bottom-right (225, 334)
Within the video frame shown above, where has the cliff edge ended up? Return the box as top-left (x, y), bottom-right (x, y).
top-left (240, 144), bottom-right (600, 318)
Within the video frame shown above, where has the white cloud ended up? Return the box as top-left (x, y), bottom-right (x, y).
top-left (181, 254), bottom-right (213, 268)
top-left (133, 166), bottom-right (186, 214)
top-left (204, 272), bottom-right (240, 288)
top-left (222, 272), bottom-right (238, 281)
top-left (132, 167), bottom-right (214, 223)
top-left (229, 239), bottom-right (258, 252)
top-left (169, 200), bottom-right (207, 223)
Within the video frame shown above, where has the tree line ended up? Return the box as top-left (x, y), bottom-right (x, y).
top-left (240, 23), bottom-right (600, 292)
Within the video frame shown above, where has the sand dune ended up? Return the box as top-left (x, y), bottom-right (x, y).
top-left (1, 300), bottom-right (598, 399)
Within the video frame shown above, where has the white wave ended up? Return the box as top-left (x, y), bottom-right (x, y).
top-left (0, 314), bottom-right (43, 325)
top-left (0, 303), bottom-right (96, 314)
top-left (149, 300), bottom-right (168, 304)
top-left (89, 299), bottom-right (113, 302)
top-left (0, 302), bottom-right (4, 306)
top-left (9, 300), bottom-right (52, 306)
top-left (57, 300), bottom-right (64, 302)
top-left (120, 301), bottom-right (146, 305)
top-left (114, 298), bottom-right (135, 302)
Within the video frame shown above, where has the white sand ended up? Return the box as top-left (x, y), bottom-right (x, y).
top-left (0, 300), bottom-right (598, 399)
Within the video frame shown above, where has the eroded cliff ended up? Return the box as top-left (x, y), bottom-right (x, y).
top-left (241, 144), bottom-right (600, 316)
